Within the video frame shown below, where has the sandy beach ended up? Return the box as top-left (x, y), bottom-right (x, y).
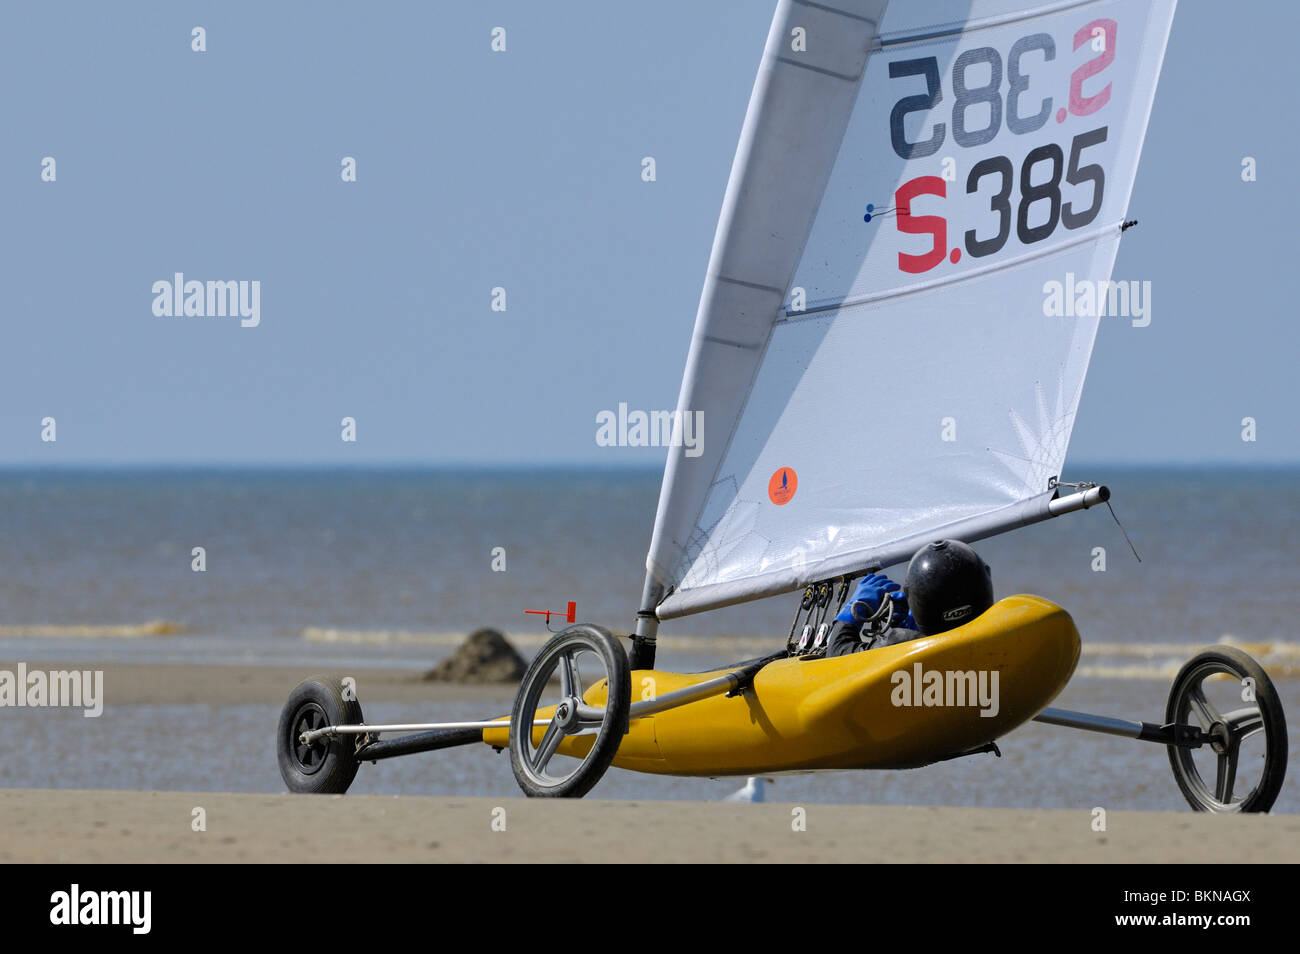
top-left (3, 658), bottom-right (1296, 855)
top-left (2, 788), bottom-right (1295, 863)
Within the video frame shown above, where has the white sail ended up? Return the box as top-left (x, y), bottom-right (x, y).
top-left (645, 0), bottom-right (1176, 620)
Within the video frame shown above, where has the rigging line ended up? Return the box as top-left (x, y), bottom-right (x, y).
top-left (1105, 499), bottom-right (1142, 563)
top-left (787, 585), bottom-right (814, 650)
top-left (866, 586), bottom-right (894, 633)
top-left (862, 203), bottom-right (904, 222)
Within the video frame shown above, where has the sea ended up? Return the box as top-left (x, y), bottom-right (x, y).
top-left (1, 465), bottom-right (1297, 813)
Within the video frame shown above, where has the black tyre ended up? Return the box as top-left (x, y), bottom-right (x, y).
top-left (1165, 646), bottom-right (1287, 813)
top-left (277, 676), bottom-right (365, 795)
top-left (509, 624), bottom-right (630, 798)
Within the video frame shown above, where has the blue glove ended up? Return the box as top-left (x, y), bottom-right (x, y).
top-left (835, 574), bottom-right (902, 624)
top-left (887, 591), bottom-right (919, 631)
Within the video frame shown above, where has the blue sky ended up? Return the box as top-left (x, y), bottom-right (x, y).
top-left (2, 1), bottom-right (1296, 466)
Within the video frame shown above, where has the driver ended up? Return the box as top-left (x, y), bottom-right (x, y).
top-left (824, 539), bottom-right (994, 656)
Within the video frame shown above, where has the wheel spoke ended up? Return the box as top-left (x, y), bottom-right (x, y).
top-left (575, 703), bottom-right (607, 726)
top-left (559, 653), bottom-right (578, 698)
top-left (1186, 684), bottom-right (1223, 730)
top-left (1214, 746), bottom-right (1239, 804)
top-left (1224, 706), bottom-right (1264, 741)
top-left (531, 718), bottom-right (565, 774)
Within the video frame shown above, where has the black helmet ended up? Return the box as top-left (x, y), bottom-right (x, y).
top-left (904, 540), bottom-right (993, 635)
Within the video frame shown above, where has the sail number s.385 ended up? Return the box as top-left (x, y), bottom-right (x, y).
top-left (885, 19), bottom-right (1117, 275)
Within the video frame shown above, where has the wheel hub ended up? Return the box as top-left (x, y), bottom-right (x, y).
top-left (291, 703), bottom-right (329, 775)
top-left (1208, 720), bottom-right (1231, 757)
top-left (554, 696), bottom-right (581, 732)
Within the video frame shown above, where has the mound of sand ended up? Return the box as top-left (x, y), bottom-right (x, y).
top-left (423, 628), bottom-right (526, 683)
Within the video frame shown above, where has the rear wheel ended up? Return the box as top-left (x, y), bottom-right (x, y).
top-left (277, 677), bottom-right (364, 795)
top-left (1165, 646), bottom-right (1287, 813)
top-left (509, 625), bottom-right (630, 798)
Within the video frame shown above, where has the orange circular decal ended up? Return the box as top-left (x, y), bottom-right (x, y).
top-left (768, 467), bottom-right (797, 505)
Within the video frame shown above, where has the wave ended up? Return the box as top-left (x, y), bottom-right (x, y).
top-left (0, 621), bottom-right (187, 637)
top-left (1080, 637), bottom-right (1300, 660)
top-left (1074, 636), bottom-right (1300, 680)
top-left (301, 627), bottom-right (501, 646)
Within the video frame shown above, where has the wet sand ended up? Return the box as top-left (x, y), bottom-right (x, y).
top-left (1, 788), bottom-right (1295, 863)
top-left (4, 659), bottom-right (1297, 832)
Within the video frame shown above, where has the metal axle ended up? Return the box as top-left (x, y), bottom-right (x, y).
top-left (1034, 706), bottom-right (1204, 747)
top-left (301, 718), bottom-right (542, 746)
top-left (303, 658), bottom-right (770, 749)
top-left (628, 668), bottom-right (748, 719)
top-left (357, 726), bottom-right (486, 761)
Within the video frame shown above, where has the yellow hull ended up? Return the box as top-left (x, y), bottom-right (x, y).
top-left (481, 594), bottom-right (1079, 777)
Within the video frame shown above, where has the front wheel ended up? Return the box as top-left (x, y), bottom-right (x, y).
top-left (1165, 646), bottom-right (1287, 813)
top-left (509, 624), bottom-right (630, 798)
top-left (277, 676), bottom-right (364, 795)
